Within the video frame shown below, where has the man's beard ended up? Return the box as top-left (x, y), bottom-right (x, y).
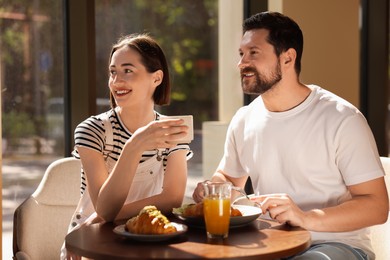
top-left (241, 62), bottom-right (282, 95)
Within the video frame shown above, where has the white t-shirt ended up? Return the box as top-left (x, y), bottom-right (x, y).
top-left (218, 85), bottom-right (384, 257)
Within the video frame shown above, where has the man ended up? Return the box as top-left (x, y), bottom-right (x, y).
top-left (193, 12), bottom-right (388, 259)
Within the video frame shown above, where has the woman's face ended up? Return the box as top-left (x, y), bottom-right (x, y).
top-left (108, 46), bottom-right (158, 109)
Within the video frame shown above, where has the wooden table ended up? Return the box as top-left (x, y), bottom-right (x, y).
top-left (65, 217), bottom-right (311, 259)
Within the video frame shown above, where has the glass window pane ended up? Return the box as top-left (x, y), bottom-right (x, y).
top-left (1, 1), bottom-right (65, 258)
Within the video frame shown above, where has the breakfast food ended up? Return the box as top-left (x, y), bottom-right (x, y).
top-left (176, 202), bottom-right (242, 217)
top-left (125, 205), bottom-right (177, 234)
top-left (230, 207), bottom-right (243, 217)
top-left (183, 202), bottom-right (204, 217)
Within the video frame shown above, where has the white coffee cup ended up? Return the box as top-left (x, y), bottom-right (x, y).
top-left (162, 115), bottom-right (194, 143)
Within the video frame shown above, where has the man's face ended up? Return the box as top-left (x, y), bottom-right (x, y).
top-left (238, 29), bottom-right (282, 95)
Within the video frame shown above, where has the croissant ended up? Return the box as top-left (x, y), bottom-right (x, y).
top-left (183, 202), bottom-right (204, 217)
top-left (231, 207), bottom-right (243, 217)
top-left (126, 206), bottom-right (177, 234)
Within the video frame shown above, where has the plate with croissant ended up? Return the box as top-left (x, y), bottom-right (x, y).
top-left (114, 205), bottom-right (187, 242)
top-left (172, 203), bottom-right (262, 228)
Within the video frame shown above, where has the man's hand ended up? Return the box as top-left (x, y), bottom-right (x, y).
top-left (253, 193), bottom-right (306, 227)
top-left (192, 181), bottom-right (208, 203)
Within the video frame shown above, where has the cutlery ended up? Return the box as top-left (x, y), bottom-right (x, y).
top-left (232, 186), bottom-right (262, 207)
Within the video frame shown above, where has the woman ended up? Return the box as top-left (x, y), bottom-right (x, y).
top-left (63, 33), bottom-right (192, 257)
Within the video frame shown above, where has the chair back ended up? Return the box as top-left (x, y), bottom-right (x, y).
top-left (370, 157), bottom-right (390, 260)
top-left (13, 157), bottom-right (81, 260)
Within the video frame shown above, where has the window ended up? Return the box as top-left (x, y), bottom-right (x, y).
top-left (1, 0), bottom-right (65, 258)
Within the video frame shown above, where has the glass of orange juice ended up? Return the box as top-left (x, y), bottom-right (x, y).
top-left (203, 182), bottom-right (232, 239)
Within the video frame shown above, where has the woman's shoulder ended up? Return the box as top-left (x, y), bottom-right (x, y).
top-left (95, 109), bottom-right (116, 121)
top-left (76, 109), bottom-right (116, 132)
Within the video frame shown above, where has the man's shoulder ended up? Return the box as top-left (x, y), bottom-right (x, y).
top-left (312, 85), bottom-right (360, 115)
top-left (236, 96), bottom-right (262, 115)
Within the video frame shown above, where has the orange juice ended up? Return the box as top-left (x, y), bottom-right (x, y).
top-left (203, 197), bottom-right (231, 238)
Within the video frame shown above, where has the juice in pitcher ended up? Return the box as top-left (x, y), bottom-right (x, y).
top-left (203, 196), bottom-right (231, 238)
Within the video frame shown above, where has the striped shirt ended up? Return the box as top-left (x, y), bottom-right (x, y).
top-left (72, 108), bottom-right (193, 194)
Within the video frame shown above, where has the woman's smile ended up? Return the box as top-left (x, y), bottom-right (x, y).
top-left (115, 89), bottom-right (132, 97)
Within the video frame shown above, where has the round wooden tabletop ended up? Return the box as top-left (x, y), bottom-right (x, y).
top-left (65, 217), bottom-right (311, 259)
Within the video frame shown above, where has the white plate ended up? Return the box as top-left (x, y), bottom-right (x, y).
top-left (232, 194), bottom-right (258, 206)
top-left (173, 205), bottom-right (262, 228)
top-left (113, 222), bottom-right (187, 242)
top-left (231, 205), bottom-right (262, 226)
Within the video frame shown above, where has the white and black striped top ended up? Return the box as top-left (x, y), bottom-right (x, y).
top-left (72, 109), bottom-right (193, 194)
